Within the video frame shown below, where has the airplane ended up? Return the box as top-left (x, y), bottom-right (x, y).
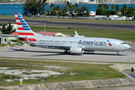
top-left (14, 12), bottom-right (131, 55)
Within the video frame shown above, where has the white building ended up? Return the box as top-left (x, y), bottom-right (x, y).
top-left (10, 0), bottom-right (16, 1)
top-left (66, 0), bottom-right (89, 3)
top-left (47, 0), bottom-right (66, 3)
top-left (47, 0), bottom-right (135, 3)
top-left (95, 0), bottom-right (135, 3)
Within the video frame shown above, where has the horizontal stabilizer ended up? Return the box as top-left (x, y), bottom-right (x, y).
top-left (0, 34), bottom-right (17, 37)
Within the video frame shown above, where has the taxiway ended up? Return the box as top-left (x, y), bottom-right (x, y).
top-left (0, 41), bottom-right (135, 63)
top-left (0, 17), bottom-right (135, 31)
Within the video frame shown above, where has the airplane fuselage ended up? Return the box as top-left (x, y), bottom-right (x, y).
top-left (35, 36), bottom-right (130, 52)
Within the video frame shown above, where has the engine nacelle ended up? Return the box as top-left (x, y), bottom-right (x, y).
top-left (69, 46), bottom-right (84, 54)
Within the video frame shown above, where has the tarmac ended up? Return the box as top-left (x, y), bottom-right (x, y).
top-left (0, 41), bottom-right (135, 63)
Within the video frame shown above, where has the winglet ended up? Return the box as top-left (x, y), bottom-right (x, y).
top-left (74, 31), bottom-right (85, 37)
top-left (75, 31), bottom-right (79, 36)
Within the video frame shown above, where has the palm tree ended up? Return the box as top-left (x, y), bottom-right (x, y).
top-left (115, 5), bottom-right (119, 13)
top-left (23, 0), bottom-right (47, 16)
top-left (122, 4), bottom-right (127, 16)
top-left (55, 6), bottom-right (60, 14)
top-left (50, 3), bottom-right (55, 15)
top-left (97, 4), bottom-right (103, 9)
top-left (59, 7), bottom-right (67, 16)
top-left (74, 3), bottom-right (78, 11)
top-left (50, 3), bottom-right (54, 10)
top-left (0, 22), bottom-right (15, 34)
top-left (103, 4), bottom-right (108, 10)
top-left (111, 5), bottom-right (114, 11)
top-left (66, 1), bottom-right (70, 8)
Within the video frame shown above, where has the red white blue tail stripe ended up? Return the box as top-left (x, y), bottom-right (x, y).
top-left (14, 12), bottom-right (36, 42)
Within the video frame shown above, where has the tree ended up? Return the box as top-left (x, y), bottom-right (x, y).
top-left (78, 5), bottom-right (89, 17)
top-left (106, 10), bottom-right (116, 16)
top-left (124, 7), bottom-right (135, 17)
top-left (66, 1), bottom-right (71, 11)
top-left (115, 5), bottom-right (119, 13)
top-left (96, 8), bottom-right (105, 15)
top-left (0, 22), bottom-right (15, 34)
top-left (69, 4), bottom-right (78, 16)
top-left (55, 6), bottom-right (60, 15)
top-left (50, 3), bottom-right (54, 10)
top-left (46, 2), bottom-right (89, 17)
top-left (111, 5), bottom-right (114, 11)
top-left (36, 0), bottom-right (47, 15)
top-left (23, 0), bottom-right (47, 16)
top-left (59, 7), bottom-right (67, 16)
top-left (50, 3), bottom-right (56, 15)
top-left (97, 4), bottom-right (103, 9)
top-left (121, 4), bottom-right (127, 16)
top-left (103, 4), bottom-right (108, 10)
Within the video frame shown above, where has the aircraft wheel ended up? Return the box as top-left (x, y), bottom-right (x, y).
top-left (116, 53), bottom-right (119, 56)
top-left (64, 50), bottom-right (68, 54)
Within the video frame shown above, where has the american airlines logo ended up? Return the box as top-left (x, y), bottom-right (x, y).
top-left (78, 40), bottom-right (106, 46)
top-left (107, 40), bottom-right (112, 46)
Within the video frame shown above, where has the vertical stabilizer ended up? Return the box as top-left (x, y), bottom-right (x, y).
top-left (14, 12), bottom-right (41, 42)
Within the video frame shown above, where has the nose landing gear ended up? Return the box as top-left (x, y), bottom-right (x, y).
top-left (116, 51), bottom-right (122, 56)
top-left (116, 53), bottom-right (119, 56)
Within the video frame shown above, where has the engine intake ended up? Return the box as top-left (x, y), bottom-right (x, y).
top-left (69, 46), bottom-right (84, 54)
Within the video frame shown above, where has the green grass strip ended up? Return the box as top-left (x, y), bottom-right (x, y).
top-left (0, 58), bottom-right (126, 86)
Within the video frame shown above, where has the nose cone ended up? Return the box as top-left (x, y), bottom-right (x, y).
top-left (125, 44), bottom-right (131, 50)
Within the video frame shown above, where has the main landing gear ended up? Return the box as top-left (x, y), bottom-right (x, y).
top-left (64, 50), bottom-right (69, 54)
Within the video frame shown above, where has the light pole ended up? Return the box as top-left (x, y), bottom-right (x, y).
top-left (44, 20), bottom-right (45, 32)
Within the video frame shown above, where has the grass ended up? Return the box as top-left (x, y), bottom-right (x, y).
top-left (1, 15), bottom-right (135, 24)
top-left (0, 44), bottom-right (6, 47)
top-left (0, 88), bottom-right (5, 90)
top-left (22, 72), bottom-right (43, 75)
top-left (30, 26), bottom-right (135, 42)
top-left (0, 58), bottom-right (126, 86)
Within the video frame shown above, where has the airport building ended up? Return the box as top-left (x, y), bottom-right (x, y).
top-left (95, 0), bottom-right (135, 3)
top-left (9, 0), bottom-right (135, 4)
top-left (46, 0), bottom-right (135, 4)
top-left (67, 0), bottom-right (89, 3)
top-left (46, 0), bottom-right (66, 4)
top-left (38, 31), bottom-right (68, 37)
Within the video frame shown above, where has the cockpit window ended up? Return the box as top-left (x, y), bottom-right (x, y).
top-left (121, 43), bottom-right (126, 44)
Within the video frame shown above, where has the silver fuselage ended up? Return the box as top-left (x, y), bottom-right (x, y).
top-left (34, 36), bottom-right (131, 52)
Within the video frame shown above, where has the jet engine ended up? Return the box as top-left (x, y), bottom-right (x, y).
top-left (69, 46), bottom-right (84, 54)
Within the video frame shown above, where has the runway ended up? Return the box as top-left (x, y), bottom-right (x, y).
top-left (0, 41), bottom-right (135, 63)
top-left (0, 17), bottom-right (135, 31)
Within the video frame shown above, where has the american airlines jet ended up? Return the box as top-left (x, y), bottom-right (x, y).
top-left (14, 12), bottom-right (131, 55)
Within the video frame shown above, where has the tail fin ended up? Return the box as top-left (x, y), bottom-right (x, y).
top-left (14, 12), bottom-right (40, 42)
